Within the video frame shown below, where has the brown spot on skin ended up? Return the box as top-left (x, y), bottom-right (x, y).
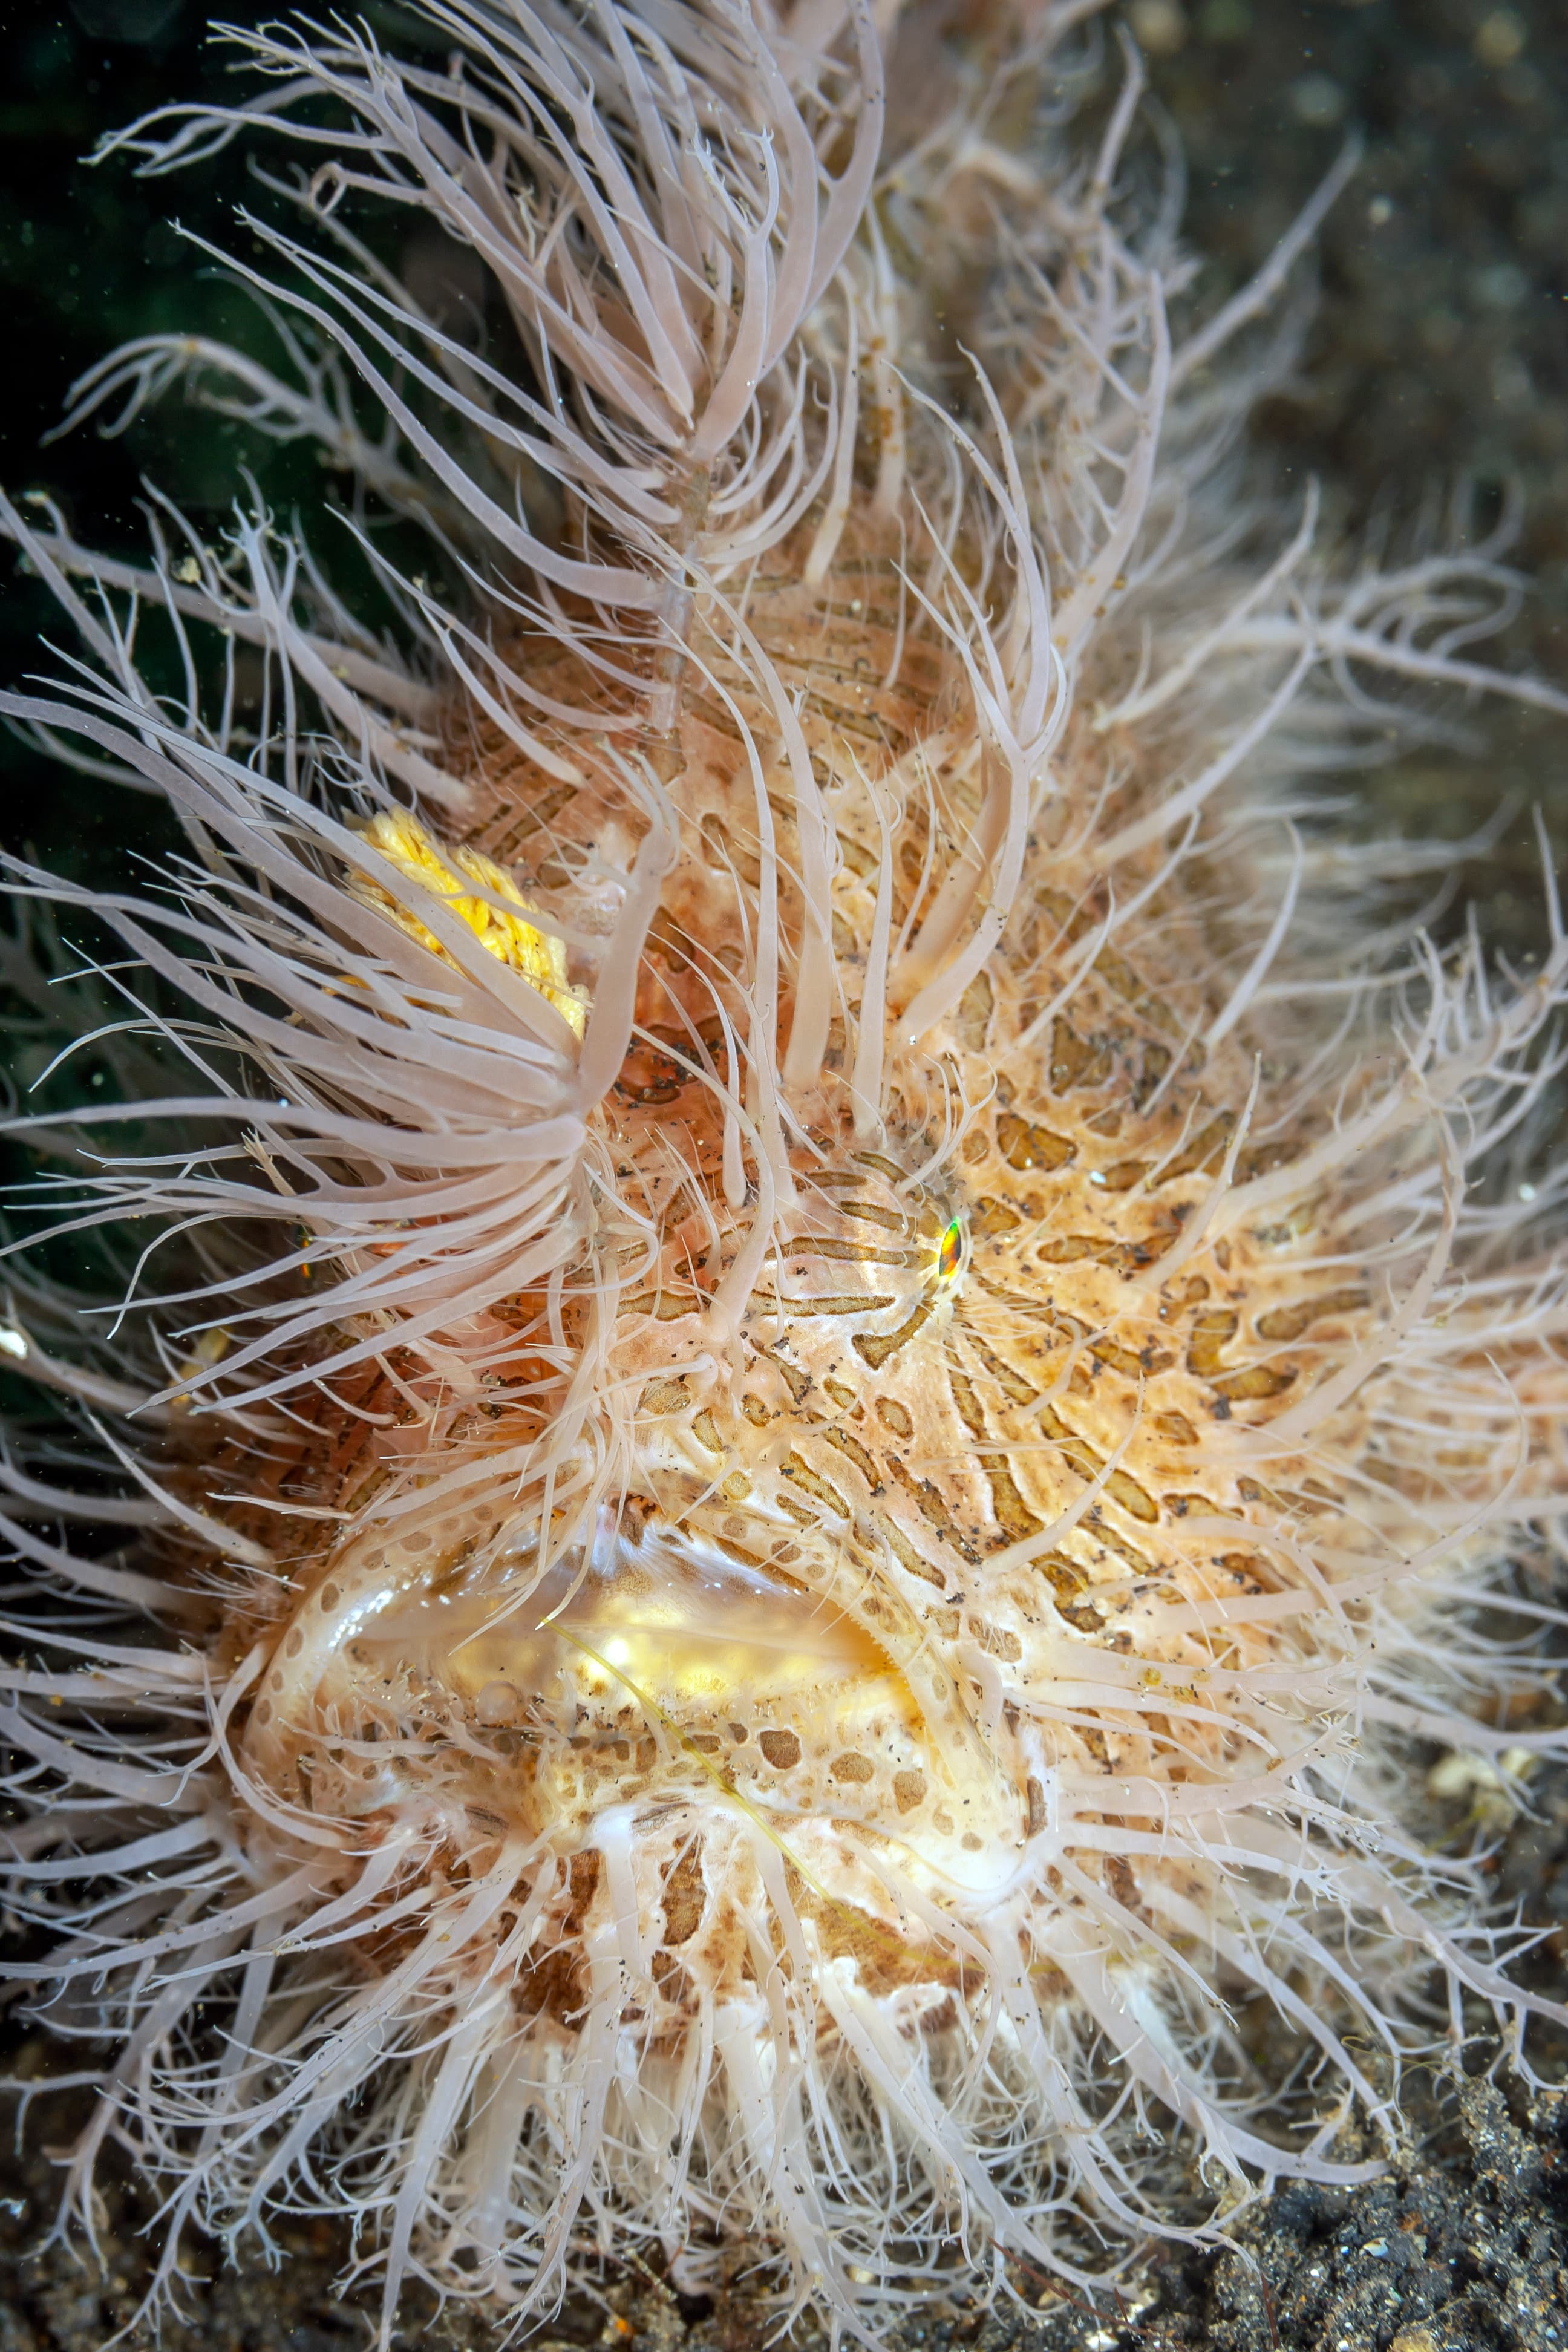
top-left (1050, 1016), bottom-right (1111, 1091)
top-left (1105, 1855), bottom-right (1140, 1913)
top-left (641, 1377), bottom-right (691, 1414)
top-left (1155, 1112), bottom-right (1233, 1184)
top-left (1186, 1305), bottom-right (1296, 1402)
top-left (877, 1511), bottom-right (946, 1589)
top-left (699, 811), bottom-right (760, 886)
top-left (875, 1397), bottom-right (913, 1439)
top-left (1036, 1553), bottom-right (1088, 1602)
top-left (787, 1236), bottom-right (923, 1267)
top-left (711, 1529), bottom-right (766, 1570)
top-left (1213, 1362), bottom-right (1297, 1403)
top-left (1153, 1409), bottom-right (1198, 1445)
top-left (830, 1752), bottom-right (875, 1784)
top-left (838, 1201), bottom-right (910, 1234)
top-left (765, 1292), bottom-right (899, 1316)
top-left (1163, 1491), bottom-right (1238, 1518)
top-left (1236, 1138), bottom-right (1302, 1183)
top-left (981, 1460), bottom-right (1045, 1545)
top-left (564, 1849), bottom-right (601, 1935)
top-left (1256, 1287), bottom-right (1370, 1342)
top-left (1218, 1550), bottom-right (1275, 1590)
top-left (1037, 1402), bottom-right (1158, 1520)
top-left (759, 1729), bottom-right (801, 1770)
top-left (652, 1951), bottom-right (694, 2008)
top-left (691, 1409), bottom-right (725, 1454)
top-left (970, 1198), bottom-right (1022, 1237)
top-left (517, 1944), bottom-right (590, 2028)
top-left (835, 829), bottom-right (878, 879)
top-left (783, 1454), bottom-right (851, 1517)
top-left (615, 1037), bottom-right (685, 1106)
top-left (953, 972), bottom-right (994, 1049)
top-left (889, 1455), bottom-right (974, 1560)
top-left (964, 1333), bottom-right (1039, 1405)
top-left (1109, 1472), bottom-right (1159, 1521)
top-left (662, 1843), bottom-right (705, 1946)
top-left (755, 1346), bottom-right (811, 1405)
top-left (854, 1294), bottom-right (936, 1369)
top-left (822, 1425), bottom-right (883, 1491)
top-left (1036, 1233), bottom-right (1119, 1264)
top-left (1187, 1307), bottom-right (1240, 1377)
top-left (972, 1621), bottom-right (1023, 1662)
top-left (998, 1111), bottom-right (1076, 1173)
top-left (947, 1367), bottom-right (988, 1442)
top-left (893, 1769), bottom-right (927, 1814)
top-left (1130, 1042), bottom-right (1172, 1106)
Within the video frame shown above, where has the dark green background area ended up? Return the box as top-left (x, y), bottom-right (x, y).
top-left (0, 2), bottom-right (1566, 2347)
top-left (0, 0), bottom-right (455, 895)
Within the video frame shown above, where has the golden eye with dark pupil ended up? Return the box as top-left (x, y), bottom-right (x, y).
top-left (937, 1217), bottom-right (965, 1281)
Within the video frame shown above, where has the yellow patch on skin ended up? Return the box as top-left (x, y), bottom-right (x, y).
top-left (353, 807), bottom-right (589, 1037)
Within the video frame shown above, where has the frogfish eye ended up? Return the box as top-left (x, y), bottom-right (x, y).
top-left (936, 1215), bottom-right (965, 1282)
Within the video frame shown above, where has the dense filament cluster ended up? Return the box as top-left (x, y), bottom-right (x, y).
top-left (1, 1), bottom-right (1567, 2343)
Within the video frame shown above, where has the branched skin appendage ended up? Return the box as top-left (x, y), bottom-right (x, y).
top-left (2, 0), bottom-right (1568, 2341)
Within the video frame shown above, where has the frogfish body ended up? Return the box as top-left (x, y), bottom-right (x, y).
top-left (1, 0), bottom-right (1566, 2341)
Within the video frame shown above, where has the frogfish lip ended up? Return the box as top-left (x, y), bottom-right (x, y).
top-left (349, 1528), bottom-right (908, 1726)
